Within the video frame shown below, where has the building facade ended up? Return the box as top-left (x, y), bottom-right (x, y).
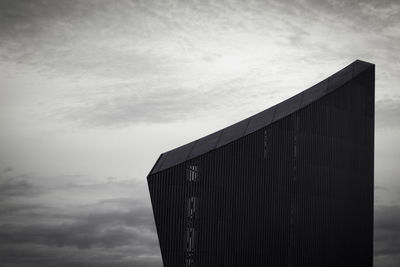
top-left (147, 60), bottom-right (374, 267)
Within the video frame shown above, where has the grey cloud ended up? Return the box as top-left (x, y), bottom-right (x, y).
top-left (69, 80), bottom-right (400, 127)
top-left (0, 172), bottom-right (162, 267)
top-left (0, 201), bottom-right (41, 217)
top-left (1, 2), bottom-right (400, 265)
top-left (3, 166), bottom-right (13, 172)
top-left (304, 0), bottom-right (400, 25)
top-left (0, 1), bottom-right (148, 77)
top-left (61, 74), bottom-right (280, 126)
top-left (1, 0), bottom-right (399, 127)
top-left (2, 175), bottom-right (400, 267)
top-left (375, 186), bottom-right (388, 191)
top-left (0, 243), bottom-right (161, 267)
top-left (0, 201), bottom-right (161, 267)
top-left (376, 96), bottom-right (400, 128)
top-left (70, 87), bottom-right (212, 126)
top-left (1, 0), bottom-right (399, 70)
top-left (0, 205), bottom-right (157, 249)
top-left (0, 175), bottom-right (42, 201)
top-left (374, 205), bottom-right (400, 267)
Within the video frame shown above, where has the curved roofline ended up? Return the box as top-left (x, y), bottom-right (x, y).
top-left (149, 60), bottom-right (374, 175)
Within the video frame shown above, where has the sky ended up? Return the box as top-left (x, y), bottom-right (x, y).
top-left (0, 0), bottom-right (399, 266)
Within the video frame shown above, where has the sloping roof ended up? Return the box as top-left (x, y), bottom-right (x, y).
top-left (149, 60), bottom-right (374, 175)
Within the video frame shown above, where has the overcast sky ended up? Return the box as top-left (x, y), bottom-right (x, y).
top-left (0, 0), bottom-right (399, 266)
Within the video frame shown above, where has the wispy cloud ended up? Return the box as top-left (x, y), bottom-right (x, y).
top-left (1, 0), bottom-right (399, 126)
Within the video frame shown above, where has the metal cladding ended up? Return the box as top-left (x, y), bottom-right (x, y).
top-left (147, 60), bottom-right (375, 267)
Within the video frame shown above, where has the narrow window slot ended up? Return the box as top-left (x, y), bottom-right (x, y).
top-left (187, 197), bottom-right (197, 221)
top-left (186, 165), bottom-right (199, 182)
top-left (186, 227), bottom-right (196, 256)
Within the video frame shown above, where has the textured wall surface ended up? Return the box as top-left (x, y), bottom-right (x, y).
top-left (148, 62), bottom-right (374, 267)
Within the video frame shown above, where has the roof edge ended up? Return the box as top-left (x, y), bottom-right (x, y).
top-left (149, 59), bottom-right (374, 175)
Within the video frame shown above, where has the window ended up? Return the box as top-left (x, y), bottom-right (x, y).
top-left (185, 164), bottom-right (199, 266)
top-left (187, 196), bottom-right (197, 221)
top-left (263, 129), bottom-right (271, 158)
top-left (186, 227), bottom-right (195, 253)
top-left (185, 227), bottom-right (196, 266)
top-left (186, 165), bottom-right (199, 181)
top-left (185, 258), bottom-right (194, 267)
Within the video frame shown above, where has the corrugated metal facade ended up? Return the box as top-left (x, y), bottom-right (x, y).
top-left (148, 61), bottom-right (374, 267)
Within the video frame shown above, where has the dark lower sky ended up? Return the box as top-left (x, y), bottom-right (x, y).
top-left (0, 0), bottom-right (399, 266)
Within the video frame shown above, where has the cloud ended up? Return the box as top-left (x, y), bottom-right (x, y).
top-left (0, 243), bottom-right (160, 267)
top-left (63, 76), bottom-right (282, 126)
top-left (0, 172), bottom-right (162, 267)
top-left (1, 0), bottom-right (399, 126)
top-left (374, 205), bottom-right (400, 267)
top-left (3, 166), bottom-right (13, 172)
top-left (375, 186), bottom-right (388, 191)
top-left (2, 170), bottom-right (400, 267)
top-left (1, 1), bottom-right (400, 266)
top-left (0, 203), bottom-right (156, 249)
top-left (376, 96), bottom-right (400, 128)
top-left (0, 174), bottom-right (42, 201)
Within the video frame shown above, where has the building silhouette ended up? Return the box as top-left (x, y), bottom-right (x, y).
top-left (147, 60), bottom-right (374, 267)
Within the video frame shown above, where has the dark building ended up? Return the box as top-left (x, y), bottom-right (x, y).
top-left (147, 60), bottom-right (374, 267)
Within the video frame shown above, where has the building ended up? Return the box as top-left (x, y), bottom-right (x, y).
top-left (147, 60), bottom-right (374, 267)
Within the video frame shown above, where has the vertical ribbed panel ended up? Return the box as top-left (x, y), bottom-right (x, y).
top-left (147, 66), bottom-right (374, 267)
